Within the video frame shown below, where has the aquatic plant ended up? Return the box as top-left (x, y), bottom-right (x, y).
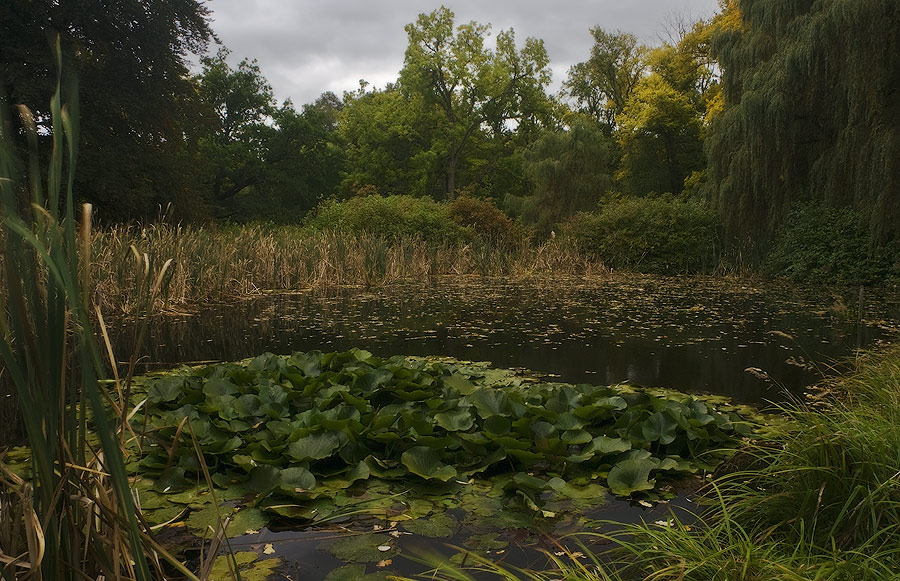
top-left (87, 225), bottom-right (603, 313)
top-left (126, 349), bottom-right (755, 537)
top-left (552, 344), bottom-right (900, 581)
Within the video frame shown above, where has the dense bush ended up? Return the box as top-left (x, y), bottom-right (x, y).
top-left (305, 194), bottom-right (466, 243)
top-left (565, 195), bottom-right (719, 274)
top-left (447, 195), bottom-right (521, 241)
top-left (764, 204), bottom-right (899, 285)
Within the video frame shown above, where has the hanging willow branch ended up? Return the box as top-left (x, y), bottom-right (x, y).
top-left (706, 0), bottom-right (900, 254)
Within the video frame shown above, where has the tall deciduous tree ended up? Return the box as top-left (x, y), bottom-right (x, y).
top-left (196, 53), bottom-right (344, 220)
top-left (0, 0), bottom-right (213, 219)
top-left (616, 74), bottom-right (705, 196)
top-left (563, 29), bottom-right (649, 134)
top-left (707, 0), bottom-right (900, 252)
top-left (614, 16), bottom-right (720, 197)
top-left (339, 84), bottom-right (441, 197)
top-left (399, 7), bottom-right (553, 198)
top-left (196, 48), bottom-right (277, 203)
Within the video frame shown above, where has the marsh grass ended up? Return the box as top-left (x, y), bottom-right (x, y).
top-left (0, 45), bottom-right (233, 580)
top-left (88, 225), bottom-right (604, 313)
top-left (0, 44), bottom-right (155, 578)
top-left (586, 347), bottom-right (900, 580)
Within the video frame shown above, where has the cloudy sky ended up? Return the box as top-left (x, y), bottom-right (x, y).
top-left (204, 0), bottom-right (721, 107)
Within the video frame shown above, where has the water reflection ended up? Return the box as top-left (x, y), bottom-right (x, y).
top-left (108, 276), bottom-right (899, 405)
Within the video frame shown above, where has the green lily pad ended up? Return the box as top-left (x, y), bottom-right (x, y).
top-left (434, 408), bottom-right (475, 431)
top-left (401, 447), bottom-right (458, 482)
top-left (642, 412), bottom-right (678, 445)
top-left (324, 565), bottom-right (367, 581)
top-left (401, 513), bottom-right (459, 538)
top-left (463, 532), bottom-right (509, 551)
top-left (208, 551), bottom-right (280, 581)
top-left (286, 432), bottom-right (343, 461)
top-left (327, 533), bottom-right (399, 563)
top-left (186, 505), bottom-right (268, 537)
top-left (607, 458), bottom-right (658, 496)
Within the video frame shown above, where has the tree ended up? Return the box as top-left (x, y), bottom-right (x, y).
top-left (707, 0), bottom-right (900, 253)
top-left (399, 7), bottom-right (553, 198)
top-left (255, 94), bottom-right (345, 217)
top-left (196, 48), bottom-right (277, 204)
top-left (338, 84), bottom-right (442, 197)
top-left (615, 70), bottom-right (706, 196)
top-left (522, 116), bottom-right (614, 232)
top-left (563, 29), bottom-right (649, 134)
top-left (613, 17), bottom-right (719, 197)
top-left (0, 0), bottom-right (213, 219)
top-left (195, 53), bottom-right (345, 220)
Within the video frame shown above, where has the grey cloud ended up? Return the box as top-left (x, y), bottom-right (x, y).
top-left (207, 0), bottom-right (719, 106)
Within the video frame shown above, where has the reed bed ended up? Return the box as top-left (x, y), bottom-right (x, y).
top-left (88, 224), bottom-right (607, 313)
top-left (0, 48), bottom-right (231, 579)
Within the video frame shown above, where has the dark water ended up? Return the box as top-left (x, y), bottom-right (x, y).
top-left (110, 276), bottom-right (898, 406)
top-left (102, 277), bottom-right (900, 577)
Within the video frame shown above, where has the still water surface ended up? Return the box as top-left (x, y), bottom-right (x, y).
top-left (112, 275), bottom-right (898, 405)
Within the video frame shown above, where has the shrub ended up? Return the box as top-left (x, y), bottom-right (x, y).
top-left (447, 194), bottom-right (521, 241)
top-left (764, 203), bottom-right (900, 285)
top-left (565, 195), bottom-right (719, 274)
top-left (305, 194), bottom-right (466, 243)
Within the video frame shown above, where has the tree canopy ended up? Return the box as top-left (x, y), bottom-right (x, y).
top-left (195, 52), bottom-right (344, 219)
top-left (0, 0), bottom-right (213, 219)
top-left (398, 7), bottom-right (554, 198)
top-left (564, 29), bottom-right (648, 134)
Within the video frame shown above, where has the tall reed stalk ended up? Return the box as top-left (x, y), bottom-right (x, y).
top-left (87, 225), bottom-right (606, 313)
top-left (0, 41), bottom-right (155, 580)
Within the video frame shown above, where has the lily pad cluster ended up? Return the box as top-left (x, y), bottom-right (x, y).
top-left (132, 348), bottom-right (753, 513)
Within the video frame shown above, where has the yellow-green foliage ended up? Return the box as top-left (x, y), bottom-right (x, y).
top-left (305, 194), bottom-right (466, 243)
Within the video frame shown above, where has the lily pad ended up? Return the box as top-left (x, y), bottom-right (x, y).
top-left (401, 513), bottom-right (459, 538)
top-left (327, 534), bottom-right (399, 563)
top-left (401, 447), bottom-right (457, 481)
top-left (607, 458), bottom-right (658, 496)
top-left (208, 551), bottom-right (280, 581)
top-left (186, 505), bottom-right (267, 537)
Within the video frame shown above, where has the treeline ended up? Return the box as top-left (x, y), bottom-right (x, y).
top-left (2, 0), bottom-right (898, 282)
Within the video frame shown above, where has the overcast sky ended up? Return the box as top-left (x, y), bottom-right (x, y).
top-left (204, 0), bottom-right (721, 107)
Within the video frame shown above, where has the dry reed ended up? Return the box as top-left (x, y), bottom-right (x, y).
top-left (88, 223), bottom-right (607, 313)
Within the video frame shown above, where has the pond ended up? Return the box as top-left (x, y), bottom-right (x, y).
top-left (105, 275), bottom-right (899, 580)
top-left (112, 275), bottom-right (898, 406)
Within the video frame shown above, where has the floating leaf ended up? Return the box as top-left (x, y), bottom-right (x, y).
top-left (401, 513), bottom-right (459, 538)
top-left (324, 565), bottom-right (367, 581)
top-left (328, 534), bottom-right (399, 563)
top-left (153, 467), bottom-right (194, 494)
top-left (434, 408), bottom-right (474, 431)
top-left (279, 466), bottom-right (316, 492)
top-left (642, 412), bottom-right (678, 445)
top-left (483, 415), bottom-right (511, 435)
top-left (208, 551), bottom-right (280, 581)
top-left (607, 458), bottom-right (657, 496)
top-left (287, 432), bottom-right (342, 461)
top-left (468, 388), bottom-right (511, 417)
top-left (443, 374), bottom-right (477, 395)
top-left (401, 447), bottom-right (458, 481)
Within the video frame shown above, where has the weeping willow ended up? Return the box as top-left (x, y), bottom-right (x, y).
top-left (707, 0), bottom-right (900, 254)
